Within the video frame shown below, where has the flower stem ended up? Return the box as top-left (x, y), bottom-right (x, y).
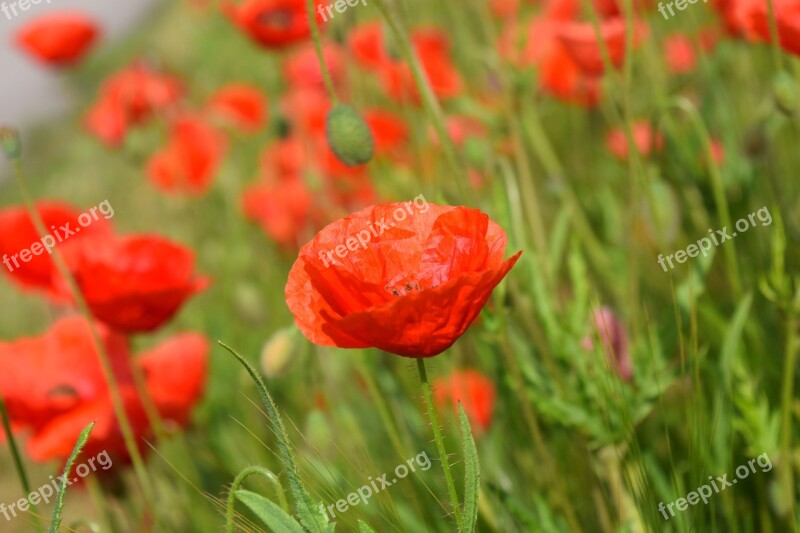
top-left (305, 0), bottom-right (339, 104)
top-left (415, 358), bottom-right (462, 526)
top-left (0, 396), bottom-right (43, 532)
top-left (11, 159), bottom-right (155, 508)
top-left (780, 298), bottom-right (798, 522)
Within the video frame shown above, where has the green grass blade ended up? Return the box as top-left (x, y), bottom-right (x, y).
top-left (50, 421), bottom-right (95, 533)
top-left (458, 404), bottom-right (480, 533)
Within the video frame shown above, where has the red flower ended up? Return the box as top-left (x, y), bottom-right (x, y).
top-left (285, 203), bottom-right (521, 357)
top-left (605, 121), bottom-right (663, 160)
top-left (664, 34), bottom-right (697, 74)
top-left (147, 114), bottom-right (228, 196)
top-left (0, 318), bottom-right (209, 464)
top-left (66, 235), bottom-right (209, 333)
top-left (581, 307), bottom-right (633, 380)
top-left (748, 0), bottom-right (800, 56)
top-left (364, 110), bottom-right (409, 155)
top-left (433, 370), bottom-right (496, 431)
top-left (224, 0), bottom-right (322, 48)
top-left (16, 12), bottom-right (98, 67)
top-left (85, 63), bottom-right (183, 147)
top-left (206, 84), bottom-right (268, 132)
top-left (242, 179), bottom-right (315, 248)
top-left (284, 42), bottom-right (345, 89)
top-left (0, 201), bottom-right (113, 299)
top-left (556, 18), bottom-right (648, 77)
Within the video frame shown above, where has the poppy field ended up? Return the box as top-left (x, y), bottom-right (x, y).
top-left (1, 0), bottom-right (800, 531)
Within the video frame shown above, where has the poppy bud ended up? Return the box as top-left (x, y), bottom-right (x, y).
top-left (326, 104), bottom-right (374, 167)
top-left (260, 326), bottom-right (301, 378)
top-left (773, 72), bottom-right (798, 116)
top-left (0, 126), bottom-right (21, 161)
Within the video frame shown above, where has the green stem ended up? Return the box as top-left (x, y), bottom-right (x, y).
top-left (0, 396), bottom-right (43, 532)
top-left (225, 465), bottom-right (290, 533)
top-left (371, 0), bottom-right (474, 204)
top-left (305, 0), bottom-right (339, 104)
top-left (11, 160), bottom-right (155, 507)
top-left (415, 358), bottom-right (462, 526)
top-left (780, 301), bottom-right (798, 525)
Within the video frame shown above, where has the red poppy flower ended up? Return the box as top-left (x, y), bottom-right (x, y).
top-left (556, 18), bottom-right (648, 77)
top-left (147, 114), bottom-right (228, 196)
top-left (0, 321), bottom-right (210, 464)
top-left (85, 63), bottom-right (183, 147)
top-left (605, 121), bottom-right (663, 160)
top-left (490, 0), bottom-right (521, 18)
top-left (259, 137), bottom-right (307, 183)
top-left (65, 235), bottom-right (210, 333)
top-left (664, 34), bottom-right (697, 74)
top-left (0, 201), bottom-right (113, 299)
top-left (285, 203), bottom-right (521, 357)
top-left (284, 42), bottom-right (345, 89)
top-left (223, 0), bottom-right (322, 49)
top-left (364, 110), bottom-right (409, 155)
top-left (16, 12), bottom-right (98, 67)
top-left (433, 370), bottom-right (496, 431)
top-left (242, 179), bottom-right (315, 248)
top-left (748, 0), bottom-right (800, 56)
top-left (206, 84), bottom-right (268, 132)
top-left (581, 307), bottom-right (633, 380)
top-left (0, 316), bottom-right (130, 430)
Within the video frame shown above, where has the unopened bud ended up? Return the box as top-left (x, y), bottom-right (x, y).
top-left (773, 72), bottom-right (798, 115)
top-left (0, 126), bottom-right (21, 161)
top-left (260, 326), bottom-right (301, 378)
top-left (326, 104), bottom-right (374, 167)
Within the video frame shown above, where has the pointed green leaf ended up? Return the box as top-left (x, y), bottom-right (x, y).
top-left (235, 490), bottom-right (305, 533)
top-left (458, 403), bottom-right (480, 533)
top-left (357, 520), bottom-right (377, 533)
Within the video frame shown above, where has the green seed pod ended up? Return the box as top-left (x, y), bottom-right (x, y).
top-left (326, 104), bottom-right (374, 167)
top-left (773, 72), bottom-right (799, 115)
top-left (0, 126), bottom-right (21, 161)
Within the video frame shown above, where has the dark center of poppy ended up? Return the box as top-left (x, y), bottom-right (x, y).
top-left (257, 9), bottom-right (293, 31)
top-left (47, 384), bottom-right (79, 399)
top-left (385, 282), bottom-right (421, 297)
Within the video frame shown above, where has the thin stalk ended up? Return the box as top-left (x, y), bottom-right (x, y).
top-left (415, 358), bottom-right (462, 526)
top-left (0, 396), bottom-right (43, 532)
top-left (305, 0), bottom-right (339, 103)
top-left (11, 160), bottom-right (155, 506)
top-left (371, 0), bottom-right (474, 204)
top-left (780, 301), bottom-right (798, 526)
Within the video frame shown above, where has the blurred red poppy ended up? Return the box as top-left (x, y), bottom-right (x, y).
top-left (0, 201), bottom-right (113, 299)
top-left (664, 34), bottom-right (697, 74)
top-left (285, 203), bottom-right (521, 357)
top-left (748, 0), bottom-right (800, 56)
top-left (85, 63), bottom-right (183, 146)
top-left (16, 12), bottom-right (98, 67)
top-left (147, 114), bottom-right (228, 196)
top-left (242, 179), bottom-right (316, 248)
top-left (605, 121), bottom-right (663, 160)
top-left (223, 0), bottom-right (322, 48)
top-left (0, 318), bottom-right (209, 464)
top-left (581, 307), bottom-right (633, 380)
top-left (433, 370), bottom-right (496, 431)
top-left (65, 235), bottom-right (210, 333)
top-left (284, 42), bottom-right (345, 89)
top-left (556, 18), bottom-right (648, 77)
top-left (206, 84), bottom-right (268, 132)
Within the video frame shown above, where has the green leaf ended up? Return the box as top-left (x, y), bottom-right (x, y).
top-left (458, 404), bottom-right (480, 533)
top-left (235, 490), bottom-right (305, 533)
top-left (50, 421), bottom-right (95, 533)
top-left (219, 341), bottom-right (328, 533)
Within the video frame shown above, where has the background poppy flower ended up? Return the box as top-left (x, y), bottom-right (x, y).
top-left (0, 201), bottom-right (113, 299)
top-left (223, 0), bottom-right (322, 49)
top-left (147, 114), bottom-right (228, 196)
top-left (433, 370), bottom-right (496, 431)
top-left (66, 235), bottom-right (210, 333)
top-left (581, 306), bottom-right (633, 381)
top-left (285, 203), bottom-right (521, 357)
top-left (556, 18), bottom-right (648, 77)
top-left (605, 121), bottom-right (664, 160)
top-left (206, 84), bottom-right (268, 132)
top-left (16, 12), bottom-right (99, 67)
